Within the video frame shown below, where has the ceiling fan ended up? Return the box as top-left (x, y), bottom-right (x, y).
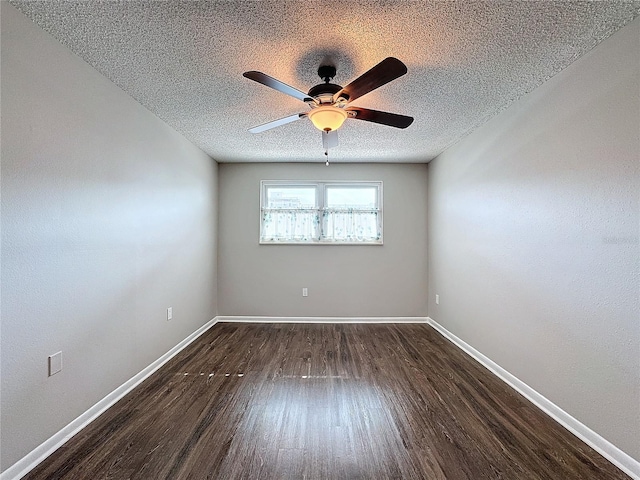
top-left (243, 57), bottom-right (414, 152)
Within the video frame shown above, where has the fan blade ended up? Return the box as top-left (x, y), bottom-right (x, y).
top-left (249, 113), bottom-right (306, 133)
top-left (322, 129), bottom-right (339, 150)
top-left (346, 107), bottom-right (414, 129)
top-left (244, 71), bottom-right (315, 103)
top-left (333, 57), bottom-right (407, 103)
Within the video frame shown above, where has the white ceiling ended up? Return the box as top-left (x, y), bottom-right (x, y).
top-left (9, 1), bottom-right (640, 163)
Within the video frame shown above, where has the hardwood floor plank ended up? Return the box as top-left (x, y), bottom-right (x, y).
top-left (23, 323), bottom-right (631, 479)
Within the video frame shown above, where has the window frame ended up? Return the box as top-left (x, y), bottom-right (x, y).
top-left (260, 180), bottom-right (383, 245)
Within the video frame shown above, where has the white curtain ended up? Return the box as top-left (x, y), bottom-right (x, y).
top-left (261, 208), bottom-right (320, 242)
top-left (323, 209), bottom-right (380, 242)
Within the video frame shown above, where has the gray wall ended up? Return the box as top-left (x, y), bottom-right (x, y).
top-left (427, 17), bottom-right (639, 460)
top-left (218, 163), bottom-right (428, 317)
top-left (1, 3), bottom-right (218, 471)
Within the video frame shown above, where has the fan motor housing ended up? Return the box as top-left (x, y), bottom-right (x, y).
top-left (308, 82), bottom-right (342, 100)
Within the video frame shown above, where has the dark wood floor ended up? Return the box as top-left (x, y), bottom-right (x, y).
top-left (25, 323), bottom-right (629, 479)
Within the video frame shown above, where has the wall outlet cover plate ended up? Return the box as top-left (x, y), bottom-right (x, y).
top-left (49, 351), bottom-right (62, 376)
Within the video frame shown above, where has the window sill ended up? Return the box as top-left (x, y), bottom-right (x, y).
top-left (259, 240), bottom-right (383, 246)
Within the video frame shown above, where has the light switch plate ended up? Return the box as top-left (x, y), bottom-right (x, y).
top-left (49, 351), bottom-right (62, 376)
top-left (167, 307), bottom-right (173, 321)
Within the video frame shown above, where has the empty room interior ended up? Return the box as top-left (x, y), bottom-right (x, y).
top-left (1, 1), bottom-right (639, 479)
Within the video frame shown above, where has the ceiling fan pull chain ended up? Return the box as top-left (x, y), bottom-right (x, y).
top-left (325, 149), bottom-right (329, 166)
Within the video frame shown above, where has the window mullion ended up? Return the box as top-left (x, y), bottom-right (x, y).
top-left (319, 182), bottom-right (326, 241)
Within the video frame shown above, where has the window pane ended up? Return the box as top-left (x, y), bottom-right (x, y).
top-left (324, 211), bottom-right (380, 242)
top-left (326, 186), bottom-right (377, 209)
top-left (324, 185), bottom-right (381, 242)
top-left (262, 209), bottom-right (319, 242)
top-left (266, 186), bottom-right (316, 209)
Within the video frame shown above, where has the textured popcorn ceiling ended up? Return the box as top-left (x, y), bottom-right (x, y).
top-left (9, 1), bottom-right (640, 163)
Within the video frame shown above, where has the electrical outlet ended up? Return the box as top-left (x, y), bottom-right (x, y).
top-left (167, 307), bottom-right (173, 321)
top-left (302, 288), bottom-right (308, 297)
top-left (48, 351), bottom-right (62, 376)
top-left (435, 294), bottom-right (440, 305)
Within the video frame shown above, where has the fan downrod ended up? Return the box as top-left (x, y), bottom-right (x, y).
top-left (317, 65), bottom-right (336, 83)
top-left (308, 65), bottom-right (342, 99)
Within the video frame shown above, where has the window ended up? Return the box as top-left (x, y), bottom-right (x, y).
top-left (260, 181), bottom-right (382, 244)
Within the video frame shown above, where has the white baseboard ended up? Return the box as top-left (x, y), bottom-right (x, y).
top-left (1, 318), bottom-right (218, 480)
top-left (427, 317), bottom-right (640, 479)
top-left (216, 316), bottom-right (429, 324)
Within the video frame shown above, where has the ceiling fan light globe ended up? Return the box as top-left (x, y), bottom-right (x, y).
top-left (308, 106), bottom-right (348, 132)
